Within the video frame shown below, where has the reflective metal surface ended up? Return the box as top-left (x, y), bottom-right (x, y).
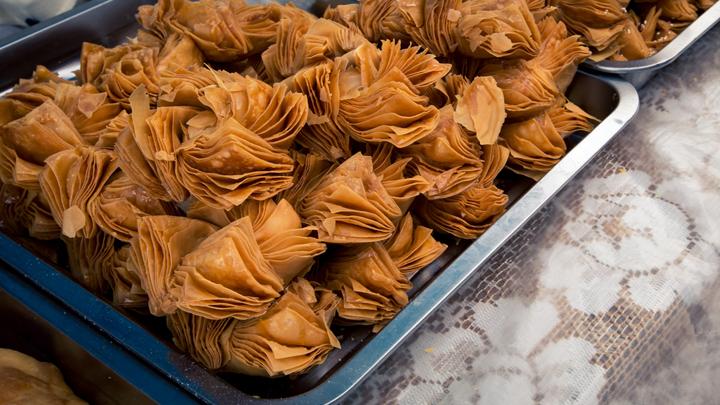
top-left (584, 2), bottom-right (720, 87)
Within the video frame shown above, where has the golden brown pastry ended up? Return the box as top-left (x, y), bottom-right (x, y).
top-left (0, 182), bottom-right (35, 237)
top-left (403, 105), bottom-right (484, 199)
top-left (52, 83), bottom-right (122, 146)
top-left (172, 217), bottom-right (284, 320)
top-left (323, 243), bottom-right (411, 327)
top-left (27, 194), bottom-right (61, 241)
top-left (40, 146), bottom-right (118, 239)
top-left (500, 112), bottom-right (566, 178)
top-left (116, 86), bottom-right (196, 202)
top-left (196, 73), bottom-right (308, 151)
top-left (373, 40), bottom-right (451, 93)
top-left (222, 278), bottom-right (340, 376)
top-left (548, 99), bottom-right (598, 137)
top-left (338, 67), bottom-right (440, 148)
top-left (396, 0), bottom-right (461, 57)
top-left (300, 153), bottom-right (401, 243)
top-left (0, 66), bottom-right (69, 126)
top-left (285, 61), bottom-right (351, 161)
top-left (156, 32), bottom-right (205, 72)
top-left (384, 214), bottom-right (446, 277)
top-left (482, 60), bottom-right (560, 120)
top-left (106, 244), bottom-right (148, 310)
top-left (129, 215), bottom-right (216, 316)
top-left (453, 76), bottom-right (506, 145)
top-left (415, 183), bottom-right (508, 239)
top-left (552, 0), bottom-right (627, 56)
top-left (551, 0), bottom-right (713, 61)
top-left (250, 199), bottom-right (327, 283)
top-left (275, 152), bottom-right (334, 211)
top-left (1, 101), bottom-right (85, 191)
top-left (94, 110), bottom-right (129, 148)
top-left (261, 18), bottom-right (312, 82)
top-left (455, 0), bottom-right (542, 59)
top-left (88, 173), bottom-right (177, 242)
top-left (186, 198), bottom-right (326, 280)
top-left (532, 17), bottom-right (591, 92)
top-left (138, 0), bottom-right (315, 62)
top-left (176, 117), bottom-right (294, 209)
top-left (167, 311), bottom-right (233, 370)
top-left (324, 0), bottom-right (407, 43)
top-left (82, 44), bottom-right (162, 108)
top-left (0, 348), bottom-right (86, 405)
top-left (64, 231), bottom-right (116, 294)
top-left (376, 157), bottom-right (432, 214)
top-left (304, 18), bottom-right (371, 68)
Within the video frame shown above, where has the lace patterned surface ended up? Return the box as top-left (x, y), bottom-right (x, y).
top-left (346, 25), bottom-right (720, 405)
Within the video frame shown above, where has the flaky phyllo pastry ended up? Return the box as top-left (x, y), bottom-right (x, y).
top-left (0, 0), bottom-right (600, 378)
top-left (130, 216), bottom-right (216, 316)
top-left (107, 244), bottom-right (148, 310)
top-left (222, 278), bottom-right (340, 376)
top-left (384, 214), bottom-right (447, 277)
top-left (300, 153), bottom-right (402, 244)
top-left (551, 0), bottom-right (717, 61)
top-left (40, 146), bottom-right (118, 239)
top-left (64, 230), bottom-right (116, 293)
top-left (323, 243), bottom-right (411, 328)
top-left (89, 173), bottom-right (178, 242)
top-left (172, 217), bottom-right (284, 320)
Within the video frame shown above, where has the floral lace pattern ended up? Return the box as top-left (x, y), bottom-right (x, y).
top-left (346, 26), bottom-right (720, 405)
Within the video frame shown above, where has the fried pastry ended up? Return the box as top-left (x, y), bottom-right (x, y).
top-left (222, 278), bottom-right (340, 377)
top-left (64, 231), bottom-right (116, 294)
top-left (384, 214), bottom-right (446, 277)
top-left (129, 215), bottom-right (216, 316)
top-left (167, 311), bottom-right (233, 370)
top-left (300, 153), bottom-right (401, 243)
top-left (40, 146), bottom-right (118, 238)
top-left (89, 173), bottom-right (177, 242)
top-left (415, 183), bottom-right (508, 239)
top-left (323, 243), bottom-right (411, 327)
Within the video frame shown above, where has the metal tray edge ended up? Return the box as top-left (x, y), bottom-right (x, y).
top-left (0, 72), bottom-right (639, 404)
top-left (0, 262), bottom-right (195, 403)
top-left (584, 2), bottom-right (720, 75)
top-left (277, 73), bottom-right (640, 404)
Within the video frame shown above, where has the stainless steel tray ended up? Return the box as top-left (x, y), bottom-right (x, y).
top-left (0, 0), bottom-right (152, 89)
top-left (0, 1), bottom-right (640, 403)
top-left (584, 1), bottom-right (720, 87)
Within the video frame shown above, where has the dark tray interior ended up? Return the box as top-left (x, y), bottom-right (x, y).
top-left (0, 264), bottom-right (163, 404)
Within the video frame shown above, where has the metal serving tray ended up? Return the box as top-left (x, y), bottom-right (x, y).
top-left (0, 260), bottom-right (196, 404)
top-left (584, 1), bottom-right (720, 88)
top-left (0, 1), bottom-right (640, 403)
top-left (0, 0), bottom-right (153, 89)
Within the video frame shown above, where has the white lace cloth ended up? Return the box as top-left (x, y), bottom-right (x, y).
top-left (347, 25), bottom-right (720, 405)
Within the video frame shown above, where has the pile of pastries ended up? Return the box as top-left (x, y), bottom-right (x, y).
top-left (549, 0), bottom-right (717, 61)
top-left (0, 0), bottom-right (597, 377)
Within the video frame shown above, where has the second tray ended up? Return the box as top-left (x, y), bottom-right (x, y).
top-left (584, 1), bottom-right (720, 88)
